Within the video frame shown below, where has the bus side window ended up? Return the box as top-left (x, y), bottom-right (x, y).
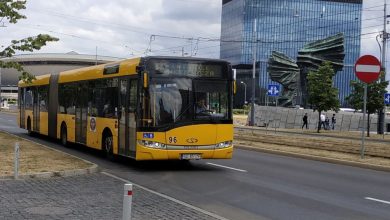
top-left (38, 86), bottom-right (48, 112)
top-left (25, 87), bottom-right (33, 110)
top-left (97, 78), bottom-right (118, 118)
top-left (129, 79), bottom-right (137, 113)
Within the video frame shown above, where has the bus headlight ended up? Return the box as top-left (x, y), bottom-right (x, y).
top-left (215, 141), bottom-right (232, 149)
top-left (138, 140), bottom-right (166, 149)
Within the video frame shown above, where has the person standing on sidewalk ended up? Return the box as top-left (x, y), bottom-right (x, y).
top-left (302, 113), bottom-right (308, 129)
top-left (331, 114), bottom-right (336, 130)
top-left (320, 113), bottom-right (326, 130)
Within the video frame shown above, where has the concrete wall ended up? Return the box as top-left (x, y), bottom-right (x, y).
top-left (251, 105), bottom-right (390, 132)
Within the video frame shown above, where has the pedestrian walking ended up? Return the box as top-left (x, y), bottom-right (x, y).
top-left (320, 113), bottom-right (325, 130)
top-left (302, 113), bottom-right (308, 129)
top-left (325, 116), bottom-right (330, 130)
top-left (331, 114), bottom-right (336, 130)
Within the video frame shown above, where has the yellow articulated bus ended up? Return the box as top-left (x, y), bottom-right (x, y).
top-left (18, 56), bottom-right (234, 160)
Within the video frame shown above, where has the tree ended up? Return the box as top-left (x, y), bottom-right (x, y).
top-left (307, 61), bottom-right (340, 133)
top-left (0, 0), bottom-right (58, 82)
top-left (346, 74), bottom-right (389, 137)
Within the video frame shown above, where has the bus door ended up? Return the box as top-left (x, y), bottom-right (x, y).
top-left (33, 87), bottom-right (40, 132)
top-left (75, 83), bottom-right (88, 144)
top-left (118, 79), bottom-right (129, 156)
top-left (19, 88), bottom-right (26, 129)
top-left (128, 79), bottom-right (137, 156)
top-left (118, 78), bottom-right (137, 158)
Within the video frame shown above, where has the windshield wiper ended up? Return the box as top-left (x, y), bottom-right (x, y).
top-left (174, 103), bottom-right (193, 122)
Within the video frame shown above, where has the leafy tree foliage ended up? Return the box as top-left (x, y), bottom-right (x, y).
top-left (307, 61), bottom-right (340, 132)
top-left (0, 0), bottom-right (58, 82)
top-left (346, 74), bottom-right (389, 136)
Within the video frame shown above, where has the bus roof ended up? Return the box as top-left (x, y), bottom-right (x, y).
top-left (18, 74), bottom-right (51, 87)
top-left (58, 57), bottom-right (141, 83)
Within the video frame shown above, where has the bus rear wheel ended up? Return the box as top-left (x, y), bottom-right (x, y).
top-left (103, 135), bottom-right (114, 161)
top-left (61, 125), bottom-right (68, 147)
top-left (27, 118), bottom-right (33, 136)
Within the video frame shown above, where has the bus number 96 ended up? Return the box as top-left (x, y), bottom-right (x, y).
top-left (169, 137), bottom-right (177, 143)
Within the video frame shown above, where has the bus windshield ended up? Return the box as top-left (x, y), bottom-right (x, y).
top-left (140, 77), bottom-right (231, 129)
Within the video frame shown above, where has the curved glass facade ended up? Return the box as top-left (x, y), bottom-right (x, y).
top-left (221, 0), bottom-right (362, 107)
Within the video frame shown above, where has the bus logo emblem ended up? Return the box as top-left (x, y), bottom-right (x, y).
top-left (186, 138), bottom-right (198, 144)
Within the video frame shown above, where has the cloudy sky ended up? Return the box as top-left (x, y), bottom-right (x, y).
top-left (0, 0), bottom-right (389, 62)
top-left (1, 0), bottom-right (221, 59)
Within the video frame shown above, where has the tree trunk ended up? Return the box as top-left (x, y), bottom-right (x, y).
top-left (367, 113), bottom-right (370, 137)
top-left (317, 111), bottom-right (321, 133)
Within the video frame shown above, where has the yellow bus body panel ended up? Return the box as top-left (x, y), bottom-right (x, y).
top-left (86, 117), bottom-right (118, 152)
top-left (57, 114), bottom-right (76, 143)
top-left (39, 112), bottom-right (49, 136)
top-left (58, 58), bottom-right (141, 83)
top-left (135, 124), bottom-right (234, 160)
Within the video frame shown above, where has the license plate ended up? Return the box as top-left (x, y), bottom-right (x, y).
top-left (181, 154), bottom-right (202, 160)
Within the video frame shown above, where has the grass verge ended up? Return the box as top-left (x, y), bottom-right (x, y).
top-left (0, 131), bottom-right (92, 177)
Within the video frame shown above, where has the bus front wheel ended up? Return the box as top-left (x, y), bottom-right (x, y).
top-left (103, 134), bottom-right (114, 161)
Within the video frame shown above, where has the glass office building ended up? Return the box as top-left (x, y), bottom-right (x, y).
top-left (221, 0), bottom-right (362, 107)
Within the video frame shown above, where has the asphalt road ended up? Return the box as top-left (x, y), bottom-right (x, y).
top-left (1, 112), bottom-right (390, 220)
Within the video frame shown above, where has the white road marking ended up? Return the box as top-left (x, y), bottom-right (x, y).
top-left (206, 162), bottom-right (247, 173)
top-left (356, 64), bottom-right (380, 73)
top-left (365, 197), bottom-right (390, 205)
top-left (101, 171), bottom-right (229, 220)
top-left (8, 120), bottom-right (13, 122)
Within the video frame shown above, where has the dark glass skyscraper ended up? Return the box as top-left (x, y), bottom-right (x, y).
top-left (221, 0), bottom-right (362, 107)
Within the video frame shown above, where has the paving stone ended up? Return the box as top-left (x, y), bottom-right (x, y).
top-left (0, 173), bottom-right (220, 220)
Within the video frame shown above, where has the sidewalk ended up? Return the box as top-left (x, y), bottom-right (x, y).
top-left (0, 173), bottom-right (222, 220)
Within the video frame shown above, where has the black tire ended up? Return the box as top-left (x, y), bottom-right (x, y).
top-left (103, 134), bottom-right (114, 161)
top-left (61, 125), bottom-right (68, 147)
top-left (27, 118), bottom-right (33, 136)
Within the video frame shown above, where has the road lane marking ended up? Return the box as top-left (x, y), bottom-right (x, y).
top-left (8, 120), bottom-right (13, 122)
top-left (206, 162), bottom-right (247, 173)
top-left (101, 171), bottom-right (229, 220)
top-left (365, 197), bottom-right (390, 205)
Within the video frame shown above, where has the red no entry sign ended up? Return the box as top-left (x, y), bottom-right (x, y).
top-left (354, 55), bottom-right (381, 84)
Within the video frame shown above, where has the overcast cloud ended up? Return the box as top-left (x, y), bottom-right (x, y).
top-left (0, 0), bottom-right (388, 63)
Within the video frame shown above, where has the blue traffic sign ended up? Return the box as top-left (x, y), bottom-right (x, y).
top-left (268, 84), bottom-right (280, 96)
top-left (385, 93), bottom-right (390, 104)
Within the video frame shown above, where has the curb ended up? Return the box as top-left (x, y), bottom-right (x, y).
top-left (0, 130), bottom-right (100, 180)
top-left (235, 144), bottom-right (390, 173)
top-left (234, 125), bottom-right (390, 144)
top-left (0, 164), bottom-right (99, 180)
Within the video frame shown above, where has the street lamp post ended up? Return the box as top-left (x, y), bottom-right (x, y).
top-left (240, 81), bottom-right (247, 105)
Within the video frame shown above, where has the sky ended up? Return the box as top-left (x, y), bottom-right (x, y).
top-left (0, 0), bottom-right (388, 63)
top-left (0, 0), bottom-right (222, 59)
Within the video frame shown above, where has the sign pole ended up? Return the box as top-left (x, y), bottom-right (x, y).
top-left (250, 19), bottom-right (257, 126)
top-left (354, 54), bottom-right (382, 157)
top-left (361, 84), bottom-right (367, 159)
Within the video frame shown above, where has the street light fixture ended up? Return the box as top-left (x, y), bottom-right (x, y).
top-left (240, 81), bottom-right (247, 104)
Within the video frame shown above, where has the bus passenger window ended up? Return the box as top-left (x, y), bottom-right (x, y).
top-left (25, 88), bottom-right (33, 110)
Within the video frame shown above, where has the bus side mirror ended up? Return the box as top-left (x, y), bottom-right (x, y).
top-left (143, 72), bottom-right (149, 88)
top-left (233, 80), bottom-right (237, 94)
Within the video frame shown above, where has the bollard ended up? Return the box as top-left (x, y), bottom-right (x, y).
top-left (122, 183), bottom-right (133, 220)
top-left (14, 142), bottom-right (19, 179)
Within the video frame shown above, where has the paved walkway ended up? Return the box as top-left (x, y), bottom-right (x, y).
top-left (0, 173), bottom-right (220, 220)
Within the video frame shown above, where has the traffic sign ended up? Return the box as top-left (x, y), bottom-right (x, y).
top-left (268, 84), bottom-right (280, 96)
top-left (385, 93), bottom-right (390, 105)
top-left (354, 55), bottom-right (381, 84)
